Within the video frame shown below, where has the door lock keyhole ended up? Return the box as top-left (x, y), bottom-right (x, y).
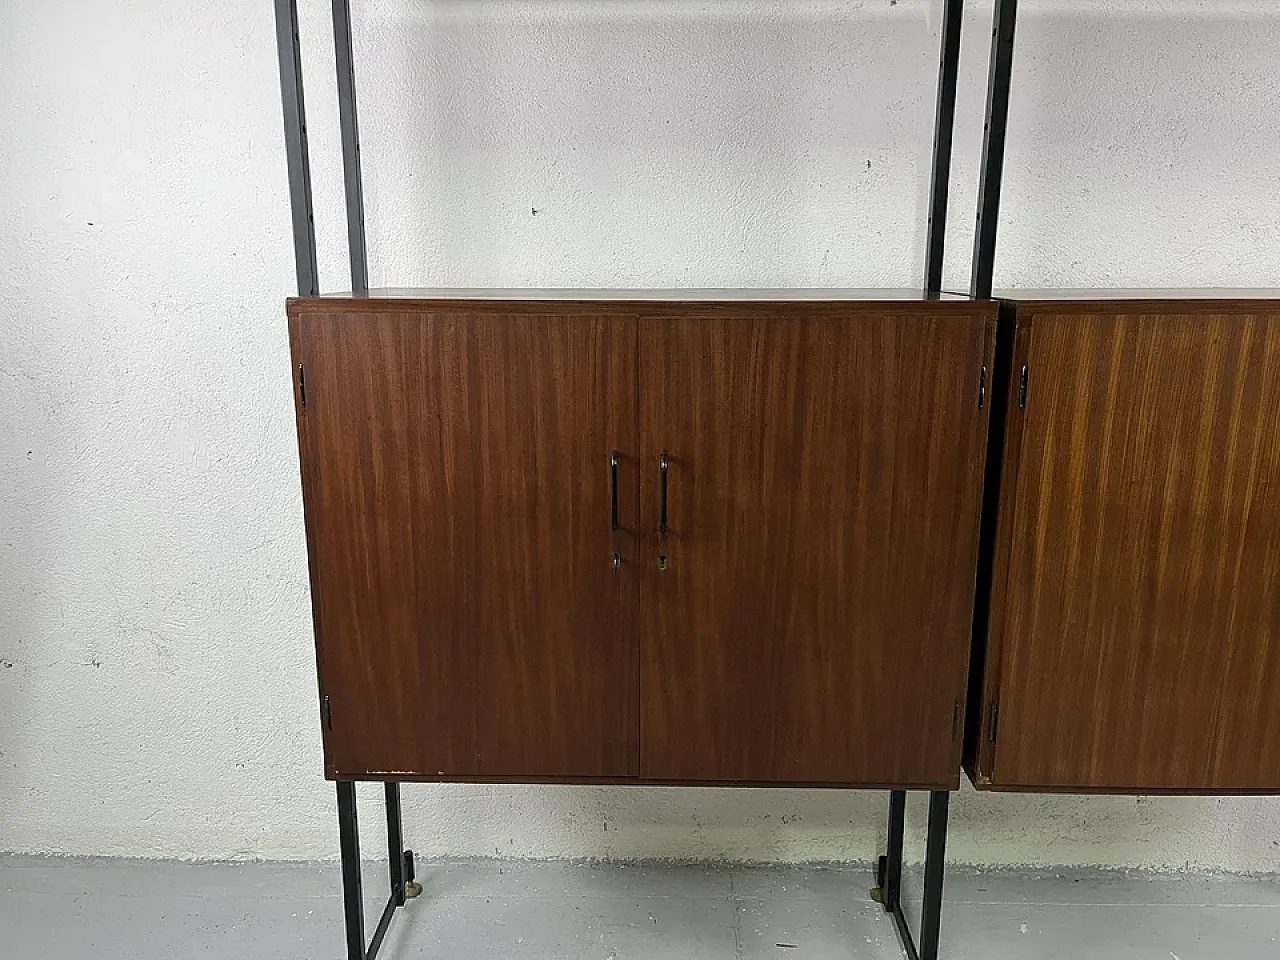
top-left (657, 555), bottom-right (668, 570)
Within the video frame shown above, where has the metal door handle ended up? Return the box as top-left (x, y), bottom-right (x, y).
top-left (610, 451), bottom-right (619, 532)
top-left (659, 452), bottom-right (669, 534)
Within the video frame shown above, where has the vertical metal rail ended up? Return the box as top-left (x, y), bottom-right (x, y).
top-left (970, 0), bottom-right (1020, 298)
top-left (273, 0), bottom-right (319, 297)
top-left (276, 5), bottom-right (416, 956)
top-left (924, 0), bottom-right (966, 296)
top-left (332, 0), bottom-right (369, 293)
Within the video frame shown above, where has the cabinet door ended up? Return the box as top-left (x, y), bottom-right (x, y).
top-left (980, 304), bottom-right (1280, 791)
top-left (638, 305), bottom-right (995, 785)
top-left (293, 305), bottom-right (638, 779)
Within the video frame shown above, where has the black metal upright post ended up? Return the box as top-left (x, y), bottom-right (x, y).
top-left (880, 789), bottom-right (907, 912)
top-left (874, 4), bottom-right (970, 952)
top-left (332, 0), bottom-right (369, 294)
top-left (924, 0), bottom-right (966, 296)
top-left (971, 0), bottom-right (1020, 298)
top-left (918, 791), bottom-right (951, 959)
top-left (277, 10), bottom-right (417, 954)
top-left (272, 0), bottom-right (319, 297)
top-left (337, 781), bottom-right (367, 960)
top-left (385, 783), bottom-right (407, 907)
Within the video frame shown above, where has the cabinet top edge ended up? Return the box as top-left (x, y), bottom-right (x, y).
top-left (969, 288), bottom-right (1280, 309)
top-left (288, 288), bottom-right (994, 314)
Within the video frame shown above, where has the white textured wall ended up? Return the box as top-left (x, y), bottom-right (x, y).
top-left (2, 0), bottom-right (1279, 869)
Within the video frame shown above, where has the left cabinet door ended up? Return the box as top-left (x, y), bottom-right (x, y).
top-left (291, 304), bottom-right (639, 780)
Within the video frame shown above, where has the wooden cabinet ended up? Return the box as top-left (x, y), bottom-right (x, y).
top-left (968, 298), bottom-right (1280, 793)
top-left (290, 293), bottom-right (997, 788)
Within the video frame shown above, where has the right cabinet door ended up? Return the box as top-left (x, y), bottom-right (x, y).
top-left (980, 301), bottom-right (1280, 791)
top-left (638, 303), bottom-right (996, 786)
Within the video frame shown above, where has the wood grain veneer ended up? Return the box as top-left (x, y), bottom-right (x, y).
top-left (638, 305), bottom-right (995, 787)
top-left (969, 299), bottom-right (1280, 793)
top-left (291, 304), bottom-right (638, 780)
top-left (289, 295), bottom-right (996, 787)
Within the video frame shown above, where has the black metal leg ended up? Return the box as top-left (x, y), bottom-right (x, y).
top-left (876, 790), bottom-right (951, 960)
top-left (918, 792), bottom-right (950, 960)
top-left (879, 789), bottom-right (907, 913)
top-left (337, 781), bottom-right (419, 960)
top-left (337, 782), bottom-right (367, 960)
top-left (385, 783), bottom-right (406, 907)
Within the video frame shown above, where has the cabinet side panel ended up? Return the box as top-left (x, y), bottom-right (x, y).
top-left (288, 312), bottom-right (334, 773)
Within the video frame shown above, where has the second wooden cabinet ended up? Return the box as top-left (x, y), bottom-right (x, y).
top-left (290, 294), bottom-right (997, 789)
top-left (968, 296), bottom-right (1280, 793)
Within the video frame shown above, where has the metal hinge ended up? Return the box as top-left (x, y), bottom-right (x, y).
top-left (978, 365), bottom-right (988, 409)
top-left (322, 695), bottom-right (332, 731)
top-left (1017, 364), bottom-right (1029, 409)
top-left (987, 702), bottom-right (1000, 743)
top-left (297, 363), bottom-right (307, 406)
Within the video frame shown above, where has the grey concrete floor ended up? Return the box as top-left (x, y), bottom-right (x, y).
top-left (2, 855), bottom-right (1279, 959)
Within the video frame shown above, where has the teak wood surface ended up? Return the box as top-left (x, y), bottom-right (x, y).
top-left (291, 305), bottom-right (639, 779)
top-left (970, 299), bottom-right (1280, 793)
top-left (638, 307), bottom-right (994, 785)
top-left (289, 296), bottom-right (996, 787)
